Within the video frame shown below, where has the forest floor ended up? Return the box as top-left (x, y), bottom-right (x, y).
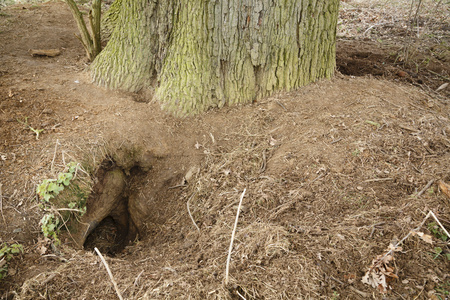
top-left (1, 0), bottom-right (450, 299)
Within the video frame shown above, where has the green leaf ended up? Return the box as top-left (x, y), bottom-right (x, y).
top-left (43, 194), bottom-right (53, 202)
top-left (365, 120), bottom-right (381, 128)
top-left (47, 182), bottom-right (64, 195)
top-left (36, 179), bottom-right (51, 196)
top-left (57, 172), bottom-right (73, 186)
top-left (10, 244), bottom-right (23, 254)
top-left (0, 246), bottom-right (8, 257)
top-left (67, 162), bottom-right (78, 173)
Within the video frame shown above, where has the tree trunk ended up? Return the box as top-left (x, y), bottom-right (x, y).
top-left (100, 0), bottom-right (122, 41)
top-left (91, 0), bottom-right (339, 115)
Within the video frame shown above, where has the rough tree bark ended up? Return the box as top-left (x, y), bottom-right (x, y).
top-left (91, 0), bottom-right (339, 115)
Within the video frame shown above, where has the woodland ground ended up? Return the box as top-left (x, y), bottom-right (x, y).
top-left (0, 0), bottom-right (450, 299)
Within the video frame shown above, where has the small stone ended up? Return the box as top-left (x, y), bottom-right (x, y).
top-left (185, 166), bottom-right (199, 182)
top-left (397, 71), bottom-right (407, 77)
top-left (42, 109), bottom-right (53, 114)
top-left (357, 186), bottom-right (363, 190)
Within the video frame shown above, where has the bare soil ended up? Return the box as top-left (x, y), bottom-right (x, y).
top-left (1, 1), bottom-right (450, 299)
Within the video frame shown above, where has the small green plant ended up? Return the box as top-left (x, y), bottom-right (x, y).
top-left (331, 291), bottom-right (339, 300)
top-left (37, 162), bottom-right (78, 202)
top-left (365, 120), bottom-right (381, 129)
top-left (435, 281), bottom-right (450, 300)
top-left (428, 222), bottom-right (448, 241)
top-left (36, 162), bottom-right (87, 245)
top-left (40, 213), bottom-right (61, 246)
top-left (17, 117), bottom-right (44, 140)
top-left (0, 243), bottom-right (24, 280)
top-left (432, 247), bottom-right (450, 261)
top-left (352, 149), bottom-right (361, 156)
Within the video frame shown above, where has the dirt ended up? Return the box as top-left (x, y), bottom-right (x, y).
top-left (1, 1), bottom-right (450, 299)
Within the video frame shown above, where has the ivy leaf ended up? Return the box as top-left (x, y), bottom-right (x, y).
top-left (36, 179), bottom-right (51, 198)
top-left (67, 162), bottom-right (78, 174)
top-left (57, 172), bottom-right (73, 186)
top-left (10, 245), bottom-right (23, 254)
top-left (43, 194), bottom-right (54, 202)
top-left (47, 182), bottom-right (64, 195)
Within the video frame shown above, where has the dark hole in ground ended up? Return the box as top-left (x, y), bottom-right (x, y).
top-left (74, 158), bottom-right (150, 255)
top-left (84, 216), bottom-right (121, 255)
top-left (336, 51), bottom-right (386, 76)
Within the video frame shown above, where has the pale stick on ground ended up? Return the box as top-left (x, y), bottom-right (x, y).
top-left (94, 247), bottom-right (124, 300)
top-left (187, 191), bottom-right (199, 232)
top-left (225, 188), bottom-right (246, 286)
top-left (50, 139), bottom-right (59, 176)
top-left (0, 183), bottom-right (4, 223)
top-left (376, 210), bottom-right (450, 266)
top-left (416, 179), bottom-right (435, 197)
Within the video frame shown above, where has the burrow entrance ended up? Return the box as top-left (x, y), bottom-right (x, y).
top-left (78, 160), bottom-right (143, 254)
top-left (71, 149), bottom-right (188, 255)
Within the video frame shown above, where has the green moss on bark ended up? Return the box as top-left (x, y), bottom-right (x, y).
top-left (101, 0), bottom-right (122, 41)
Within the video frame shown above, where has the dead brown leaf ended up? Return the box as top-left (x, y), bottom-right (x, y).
top-left (414, 231), bottom-right (434, 244)
top-left (344, 273), bottom-right (357, 284)
top-left (438, 180), bottom-right (450, 201)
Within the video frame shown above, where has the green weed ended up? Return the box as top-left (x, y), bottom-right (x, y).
top-left (40, 213), bottom-right (60, 245)
top-left (331, 291), bottom-right (339, 300)
top-left (36, 162), bottom-right (87, 245)
top-left (428, 222), bottom-right (448, 242)
top-left (435, 281), bottom-right (450, 300)
top-left (0, 243), bottom-right (23, 280)
top-left (17, 117), bottom-right (44, 140)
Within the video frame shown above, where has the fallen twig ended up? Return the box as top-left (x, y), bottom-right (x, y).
top-left (236, 290), bottom-right (247, 300)
top-left (259, 150), bottom-right (266, 173)
top-left (94, 247), bottom-right (124, 300)
top-left (276, 101), bottom-right (287, 111)
top-left (364, 178), bottom-right (393, 182)
top-left (416, 179), bottom-right (435, 197)
top-left (134, 270), bottom-right (144, 286)
top-left (168, 184), bottom-right (188, 189)
top-left (428, 70), bottom-right (450, 82)
top-left (41, 273), bottom-right (58, 285)
top-left (225, 189), bottom-right (246, 285)
top-left (306, 172), bottom-right (326, 187)
top-left (0, 183), bottom-right (4, 223)
top-left (29, 49), bottom-right (61, 57)
top-left (378, 210), bottom-right (449, 264)
top-left (330, 138), bottom-right (342, 145)
top-left (330, 276), bottom-right (370, 298)
top-left (50, 139), bottom-right (59, 176)
top-left (379, 97), bottom-right (402, 109)
top-left (187, 192), bottom-right (199, 232)
top-left (363, 22), bottom-right (392, 35)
